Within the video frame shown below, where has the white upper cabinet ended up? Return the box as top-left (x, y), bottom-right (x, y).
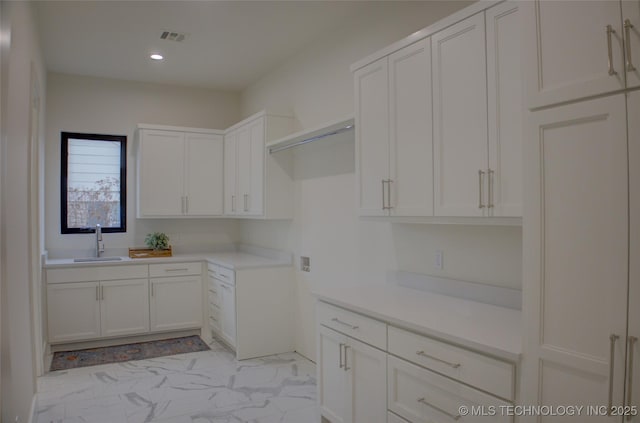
top-left (223, 111), bottom-right (294, 219)
top-left (523, 0), bottom-right (627, 109)
top-left (487, 1), bottom-right (523, 217)
top-left (355, 39), bottom-right (433, 217)
top-left (137, 129), bottom-right (185, 216)
top-left (137, 126), bottom-right (224, 218)
top-left (355, 57), bottom-right (389, 217)
top-left (432, 12), bottom-right (487, 217)
top-left (389, 39), bottom-right (433, 217)
top-left (184, 132), bottom-right (224, 216)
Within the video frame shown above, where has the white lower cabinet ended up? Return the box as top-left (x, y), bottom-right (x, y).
top-left (47, 281), bottom-right (101, 343)
top-left (218, 279), bottom-right (237, 348)
top-left (100, 279), bottom-right (149, 337)
top-left (388, 356), bottom-right (511, 423)
top-left (318, 325), bottom-right (387, 423)
top-left (150, 275), bottom-right (203, 332)
top-left (47, 278), bottom-right (150, 343)
top-left (316, 301), bottom-right (518, 423)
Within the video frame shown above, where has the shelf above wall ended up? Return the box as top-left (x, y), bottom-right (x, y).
top-left (267, 115), bottom-right (354, 154)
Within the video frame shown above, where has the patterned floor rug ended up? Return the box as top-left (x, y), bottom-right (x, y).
top-left (50, 335), bottom-right (210, 371)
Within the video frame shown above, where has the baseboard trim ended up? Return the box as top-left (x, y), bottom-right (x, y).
top-left (49, 329), bottom-right (200, 353)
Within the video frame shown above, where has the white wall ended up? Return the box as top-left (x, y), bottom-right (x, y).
top-left (0, 1), bottom-right (47, 421)
top-left (45, 73), bottom-right (243, 256)
top-left (240, 1), bottom-right (523, 361)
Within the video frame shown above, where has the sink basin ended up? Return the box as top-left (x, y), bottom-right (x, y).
top-left (73, 257), bottom-right (123, 263)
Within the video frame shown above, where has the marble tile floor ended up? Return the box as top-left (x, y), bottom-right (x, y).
top-left (35, 338), bottom-right (319, 423)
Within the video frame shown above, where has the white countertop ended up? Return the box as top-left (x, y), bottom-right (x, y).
top-left (312, 283), bottom-right (522, 361)
top-left (44, 248), bottom-right (292, 270)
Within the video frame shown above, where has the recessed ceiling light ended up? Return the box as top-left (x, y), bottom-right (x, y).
top-left (150, 54), bottom-right (164, 61)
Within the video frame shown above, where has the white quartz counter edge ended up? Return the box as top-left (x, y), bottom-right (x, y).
top-left (44, 252), bottom-right (291, 270)
top-left (312, 283), bottom-right (522, 362)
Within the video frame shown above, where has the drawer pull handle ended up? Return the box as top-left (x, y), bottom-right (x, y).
top-left (416, 350), bottom-right (461, 368)
top-left (343, 345), bottom-right (351, 371)
top-left (339, 343), bottom-right (344, 369)
top-left (218, 273), bottom-right (229, 279)
top-left (418, 398), bottom-right (461, 420)
top-left (331, 318), bottom-right (359, 330)
top-left (165, 268), bottom-right (189, 272)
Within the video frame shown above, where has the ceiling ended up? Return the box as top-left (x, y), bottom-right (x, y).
top-left (34, 1), bottom-right (367, 91)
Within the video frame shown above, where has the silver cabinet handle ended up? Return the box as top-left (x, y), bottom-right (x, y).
top-left (628, 336), bottom-right (638, 420)
top-left (417, 398), bottom-right (461, 420)
top-left (243, 194), bottom-right (249, 212)
top-left (181, 196), bottom-right (185, 214)
top-left (387, 179), bottom-right (393, 210)
top-left (381, 180), bottom-right (388, 210)
top-left (416, 350), bottom-right (461, 368)
top-left (488, 169), bottom-right (494, 209)
top-left (220, 283), bottom-right (231, 291)
top-left (607, 25), bottom-right (618, 75)
top-left (165, 268), bottom-right (188, 272)
top-left (231, 195), bottom-right (236, 212)
top-left (185, 196), bottom-right (189, 214)
top-left (478, 170), bottom-right (485, 209)
top-left (331, 317), bottom-right (359, 330)
top-left (625, 19), bottom-right (636, 72)
top-left (96, 286), bottom-right (99, 301)
top-left (609, 334), bottom-right (620, 415)
top-left (101, 286), bottom-right (105, 301)
top-left (343, 345), bottom-right (350, 371)
top-left (338, 342), bottom-right (344, 369)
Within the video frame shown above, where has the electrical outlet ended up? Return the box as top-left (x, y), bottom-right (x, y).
top-left (300, 256), bottom-right (310, 272)
top-left (435, 250), bottom-right (444, 270)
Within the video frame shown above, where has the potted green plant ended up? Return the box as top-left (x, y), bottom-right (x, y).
top-left (145, 232), bottom-right (170, 250)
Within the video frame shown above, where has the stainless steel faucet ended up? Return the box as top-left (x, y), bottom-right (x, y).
top-left (96, 224), bottom-right (105, 257)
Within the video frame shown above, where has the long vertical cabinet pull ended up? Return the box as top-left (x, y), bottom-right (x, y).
top-left (185, 196), bottom-right (189, 214)
top-left (381, 180), bottom-right (388, 210)
top-left (243, 194), bottom-right (249, 212)
top-left (609, 334), bottom-right (620, 415)
top-left (386, 180), bottom-right (393, 210)
top-left (607, 25), bottom-right (618, 75)
top-left (628, 336), bottom-right (638, 420)
top-left (478, 170), bottom-right (486, 209)
top-left (488, 169), bottom-right (495, 209)
top-left (625, 19), bottom-right (637, 72)
top-left (231, 195), bottom-right (236, 213)
top-left (343, 345), bottom-right (351, 371)
top-left (339, 343), bottom-right (344, 369)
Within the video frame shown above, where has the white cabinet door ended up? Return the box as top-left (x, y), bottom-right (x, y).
top-left (318, 325), bottom-right (348, 423)
top-left (523, 0), bottom-right (625, 109)
top-left (224, 130), bottom-right (238, 216)
top-left (47, 282), bottom-right (100, 343)
top-left (522, 95), bottom-right (629, 415)
top-left (432, 13), bottom-right (488, 217)
top-left (623, 0), bottom-right (640, 89)
top-left (486, 1), bottom-right (523, 217)
top-left (355, 57), bottom-right (389, 217)
top-left (218, 280), bottom-right (236, 348)
top-left (185, 133), bottom-right (224, 216)
top-left (100, 279), bottom-right (149, 338)
top-left (388, 39), bottom-right (433, 217)
top-left (150, 276), bottom-right (203, 332)
top-left (236, 126), bottom-right (252, 216)
top-left (345, 336), bottom-right (387, 423)
top-left (138, 130), bottom-right (185, 216)
top-left (627, 90), bottom-right (640, 419)
top-left (248, 118), bottom-right (265, 216)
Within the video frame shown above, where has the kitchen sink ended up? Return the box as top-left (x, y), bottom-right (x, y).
top-left (73, 257), bottom-right (123, 263)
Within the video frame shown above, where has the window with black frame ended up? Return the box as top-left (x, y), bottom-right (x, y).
top-left (60, 132), bottom-right (127, 234)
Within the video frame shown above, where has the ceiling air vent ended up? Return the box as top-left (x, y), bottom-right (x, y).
top-left (160, 30), bottom-right (187, 42)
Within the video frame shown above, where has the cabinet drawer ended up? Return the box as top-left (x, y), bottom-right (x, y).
top-left (208, 288), bottom-right (219, 306)
top-left (317, 301), bottom-right (387, 350)
top-left (208, 264), bottom-right (235, 281)
top-left (388, 355), bottom-right (512, 423)
top-left (47, 265), bottom-right (148, 283)
top-left (150, 262), bottom-right (202, 277)
top-left (388, 326), bottom-right (514, 401)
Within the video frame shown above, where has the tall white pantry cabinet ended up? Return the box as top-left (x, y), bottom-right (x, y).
top-left (522, 0), bottom-right (640, 420)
